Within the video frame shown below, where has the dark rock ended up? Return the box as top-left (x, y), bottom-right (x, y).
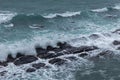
top-left (26, 68), bottom-right (36, 73)
top-left (32, 63), bottom-right (46, 69)
top-left (49, 58), bottom-right (67, 65)
top-left (14, 55), bottom-right (38, 66)
top-left (35, 47), bottom-right (47, 55)
top-left (47, 46), bottom-right (54, 51)
top-left (38, 51), bottom-right (63, 59)
top-left (57, 42), bottom-right (73, 49)
top-left (16, 53), bottom-right (25, 58)
top-left (7, 53), bottom-right (25, 63)
top-left (0, 62), bottom-right (8, 66)
top-left (65, 56), bottom-right (78, 61)
top-left (47, 46), bottom-right (63, 53)
top-left (117, 46), bottom-right (120, 50)
top-left (72, 46), bottom-right (98, 54)
top-left (98, 50), bottom-right (114, 57)
top-left (78, 52), bottom-right (88, 57)
top-left (113, 40), bottom-right (120, 45)
top-left (89, 34), bottom-right (100, 39)
top-left (7, 54), bottom-right (15, 62)
top-left (112, 29), bottom-right (120, 34)
top-left (0, 71), bottom-right (7, 76)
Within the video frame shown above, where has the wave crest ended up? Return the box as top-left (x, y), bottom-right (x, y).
top-left (43, 11), bottom-right (81, 18)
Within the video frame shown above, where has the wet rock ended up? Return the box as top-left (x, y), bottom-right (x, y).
top-left (0, 62), bottom-right (8, 67)
top-left (116, 46), bottom-right (120, 50)
top-left (0, 71), bottom-right (7, 76)
top-left (7, 53), bottom-right (25, 62)
top-left (32, 62), bottom-right (46, 69)
top-left (14, 55), bottom-right (38, 66)
top-left (38, 51), bottom-right (63, 59)
top-left (89, 34), bottom-right (100, 39)
top-left (26, 68), bottom-right (36, 73)
top-left (57, 42), bottom-right (73, 49)
top-left (47, 46), bottom-right (62, 53)
top-left (113, 40), bottom-right (120, 45)
top-left (78, 52), bottom-right (88, 57)
top-left (36, 47), bottom-right (47, 55)
top-left (72, 46), bottom-right (98, 54)
top-left (65, 56), bottom-right (78, 61)
top-left (16, 53), bottom-right (25, 58)
top-left (49, 58), bottom-right (67, 65)
top-left (98, 50), bottom-right (114, 57)
top-left (7, 54), bottom-right (15, 62)
top-left (112, 29), bottom-right (120, 34)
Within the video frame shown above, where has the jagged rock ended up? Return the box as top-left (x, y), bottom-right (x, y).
top-left (0, 71), bottom-right (7, 76)
top-left (32, 62), bottom-right (46, 69)
top-left (47, 46), bottom-right (62, 53)
top-left (98, 50), bottom-right (114, 57)
top-left (70, 46), bottom-right (98, 54)
top-left (0, 62), bottom-right (8, 67)
top-left (36, 47), bottom-right (47, 55)
top-left (7, 54), bottom-right (15, 62)
top-left (49, 58), bottom-right (67, 65)
top-left (57, 42), bottom-right (73, 49)
top-left (26, 68), bottom-right (36, 73)
top-left (78, 52), bottom-right (88, 57)
top-left (112, 29), bottom-right (120, 34)
top-left (14, 55), bottom-right (38, 66)
top-left (38, 51), bottom-right (63, 59)
top-left (16, 53), bottom-right (25, 58)
top-left (65, 56), bottom-right (78, 61)
top-left (117, 46), bottom-right (120, 50)
top-left (89, 34), bottom-right (100, 39)
top-left (113, 40), bottom-right (120, 45)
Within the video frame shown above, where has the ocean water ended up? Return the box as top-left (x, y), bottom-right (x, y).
top-left (1, 0), bottom-right (120, 80)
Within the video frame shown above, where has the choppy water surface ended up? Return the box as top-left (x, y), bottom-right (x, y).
top-left (1, 0), bottom-right (120, 80)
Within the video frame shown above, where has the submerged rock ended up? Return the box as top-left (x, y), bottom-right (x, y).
top-left (89, 34), bottom-right (100, 39)
top-left (0, 62), bottom-right (8, 67)
top-left (98, 50), bottom-right (114, 57)
top-left (26, 68), bottom-right (36, 73)
top-left (0, 71), bottom-right (7, 76)
top-left (57, 42), bottom-right (73, 49)
top-left (49, 58), bottom-right (67, 65)
top-left (14, 55), bottom-right (38, 66)
top-left (38, 51), bottom-right (63, 59)
top-left (78, 52), bottom-right (88, 57)
top-left (116, 46), bottom-right (120, 50)
top-left (72, 46), bottom-right (98, 54)
top-left (113, 40), bottom-right (120, 45)
top-left (112, 29), bottom-right (120, 34)
top-left (32, 62), bottom-right (46, 69)
top-left (65, 56), bottom-right (78, 61)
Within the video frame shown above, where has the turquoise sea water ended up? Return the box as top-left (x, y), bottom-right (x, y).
top-left (1, 0), bottom-right (120, 80)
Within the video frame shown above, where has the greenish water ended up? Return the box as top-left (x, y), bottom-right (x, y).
top-left (0, 0), bottom-right (120, 80)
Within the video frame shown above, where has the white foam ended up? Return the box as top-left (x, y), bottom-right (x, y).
top-left (91, 8), bottom-right (108, 12)
top-left (113, 4), bottom-right (120, 10)
top-left (43, 11), bottom-right (81, 18)
top-left (4, 24), bottom-right (14, 28)
top-left (0, 11), bottom-right (16, 24)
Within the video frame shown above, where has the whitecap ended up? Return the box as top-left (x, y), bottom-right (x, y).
top-left (0, 11), bottom-right (17, 24)
top-left (43, 11), bottom-right (81, 18)
top-left (91, 7), bottom-right (108, 13)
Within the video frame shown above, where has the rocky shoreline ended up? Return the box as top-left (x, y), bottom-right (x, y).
top-left (0, 28), bottom-right (120, 75)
